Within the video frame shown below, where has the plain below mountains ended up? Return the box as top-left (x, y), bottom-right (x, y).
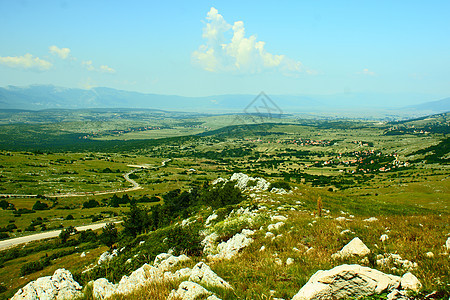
top-left (0, 85), bottom-right (448, 116)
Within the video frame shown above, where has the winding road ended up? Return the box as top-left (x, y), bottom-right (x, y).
top-left (0, 159), bottom-right (171, 250)
top-left (0, 221), bottom-right (122, 251)
top-left (0, 159), bottom-right (171, 199)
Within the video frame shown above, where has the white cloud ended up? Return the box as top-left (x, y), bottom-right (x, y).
top-left (0, 53), bottom-right (52, 71)
top-left (192, 7), bottom-right (304, 75)
top-left (359, 68), bottom-right (376, 76)
top-left (99, 65), bottom-right (116, 73)
top-left (49, 45), bottom-right (71, 59)
top-left (82, 60), bottom-right (115, 73)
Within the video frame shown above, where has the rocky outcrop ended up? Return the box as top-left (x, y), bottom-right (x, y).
top-left (97, 249), bottom-right (118, 265)
top-left (168, 281), bottom-right (220, 300)
top-left (332, 237), bottom-right (370, 259)
top-left (209, 229), bottom-right (255, 260)
top-left (189, 262), bottom-right (232, 289)
top-left (292, 264), bottom-right (401, 300)
top-left (92, 253), bottom-right (190, 299)
top-left (400, 272), bottom-right (422, 292)
top-left (213, 173), bottom-right (270, 192)
top-left (446, 237), bottom-right (450, 251)
top-left (376, 253), bottom-right (418, 271)
top-left (11, 269), bottom-right (82, 300)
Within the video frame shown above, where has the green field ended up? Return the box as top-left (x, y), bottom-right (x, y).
top-left (0, 110), bottom-right (448, 299)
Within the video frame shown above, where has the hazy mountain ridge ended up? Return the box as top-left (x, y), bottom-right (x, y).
top-left (0, 85), bottom-right (448, 115)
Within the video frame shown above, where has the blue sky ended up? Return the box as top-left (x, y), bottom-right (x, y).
top-left (0, 0), bottom-right (449, 101)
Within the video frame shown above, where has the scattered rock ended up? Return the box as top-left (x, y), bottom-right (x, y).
top-left (387, 289), bottom-right (409, 300)
top-left (446, 237), bottom-right (450, 251)
top-left (376, 253), bottom-right (418, 270)
top-left (380, 234), bottom-right (389, 242)
top-left (271, 215), bottom-right (288, 222)
top-left (332, 237), bottom-right (370, 259)
top-left (425, 251), bottom-right (434, 258)
top-left (268, 222), bottom-right (285, 231)
top-left (97, 249), bottom-right (118, 265)
top-left (286, 258), bottom-right (294, 265)
top-left (335, 217), bottom-right (348, 222)
top-left (363, 217), bottom-right (379, 222)
top-left (265, 232), bottom-right (275, 239)
top-left (205, 213), bottom-right (218, 227)
top-left (275, 258), bottom-right (283, 265)
top-left (168, 281), bottom-right (216, 300)
top-left (291, 264), bottom-right (400, 300)
top-left (209, 229), bottom-right (254, 260)
top-left (260, 246), bottom-right (266, 251)
top-left (400, 272), bottom-right (422, 292)
top-left (12, 269), bottom-right (82, 300)
top-left (92, 278), bottom-right (117, 300)
top-left (189, 262), bottom-right (232, 289)
top-left (80, 252), bottom-right (86, 258)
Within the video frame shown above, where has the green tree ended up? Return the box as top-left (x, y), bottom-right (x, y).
top-left (101, 223), bottom-right (118, 249)
top-left (122, 203), bottom-right (149, 237)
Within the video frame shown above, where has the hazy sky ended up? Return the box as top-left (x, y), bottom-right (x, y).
top-left (0, 0), bottom-right (449, 98)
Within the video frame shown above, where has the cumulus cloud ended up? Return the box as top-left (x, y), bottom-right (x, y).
top-left (82, 60), bottom-right (115, 73)
top-left (192, 7), bottom-right (303, 75)
top-left (49, 45), bottom-right (71, 59)
top-left (0, 53), bottom-right (52, 71)
top-left (359, 68), bottom-right (376, 76)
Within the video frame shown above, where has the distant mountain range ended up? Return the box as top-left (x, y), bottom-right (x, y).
top-left (0, 85), bottom-right (448, 116)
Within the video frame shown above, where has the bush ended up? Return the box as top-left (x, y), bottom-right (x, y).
top-left (32, 200), bottom-right (49, 211)
top-left (19, 257), bottom-right (50, 276)
top-left (65, 214), bottom-right (74, 220)
top-left (269, 181), bottom-right (291, 191)
top-left (83, 200), bottom-right (100, 209)
top-left (0, 232), bottom-right (9, 240)
top-left (101, 223), bottom-right (118, 248)
top-left (166, 224), bottom-right (203, 256)
top-left (78, 229), bottom-right (98, 243)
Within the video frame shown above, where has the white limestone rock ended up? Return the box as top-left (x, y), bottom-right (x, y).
top-left (292, 264), bottom-right (401, 300)
top-left (363, 217), bottom-right (379, 222)
top-left (209, 229), bottom-right (254, 260)
top-left (446, 237), bottom-right (450, 251)
top-left (153, 253), bottom-right (190, 272)
top-left (97, 249), bottom-right (118, 265)
top-left (164, 268), bottom-right (192, 281)
top-left (11, 268), bottom-right (82, 300)
top-left (271, 215), bottom-right (288, 222)
top-left (286, 258), bottom-right (294, 266)
top-left (376, 253), bottom-right (418, 270)
top-left (332, 237), bottom-right (370, 259)
top-left (205, 213), bottom-right (218, 227)
top-left (168, 281), bottom-right (214, 300)
top-left (268, 222), bottom-right (285, 231)
top-left (380, 234), bottom-right (389, 242)
top-left (400, 272), bottom-right (422, 292)
top-left (189, 262), bottom-right (232, 289)
top-left (92, 278), bottom-right (117, 300)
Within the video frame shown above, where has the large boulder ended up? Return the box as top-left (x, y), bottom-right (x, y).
top-left (209, 229), bottom-right (254, 260)
top-left (92, 278), bottom-right (117, 300)
top-left (189, 262), bottom-right (232, 289)
top-left (292, 264), bottom-right (401, 300)
top-left (332, 237), bottom-right (370, 259)
top-left (168, 281), bottom-right (216, 300)
top-left (400, 272), bottom-right (422, 292)
top-left (11, 269), bottom-right (82, 300)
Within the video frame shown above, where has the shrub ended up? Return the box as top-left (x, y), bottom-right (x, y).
top-left (101, 223), bottom-right (118, 249)
top-left (19, 257), bottom-right (50, 276)
top-left (78, 229), bottom-right (98, 243)
top-left (83, 200), bottom-right (100, 209)
top-left (0, 232), bottom-right (9, 240)
top-left (166, 224), bottom-right (203, 256)
top-left (32, 200), bottom-right (49, 211)
top-left (65, 214), bottom-right (74, 220)
top-left (269, 181), bottom-right (291, 191)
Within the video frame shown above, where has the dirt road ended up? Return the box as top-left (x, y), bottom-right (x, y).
top-left (0, 221), bottom-right (121, 251)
